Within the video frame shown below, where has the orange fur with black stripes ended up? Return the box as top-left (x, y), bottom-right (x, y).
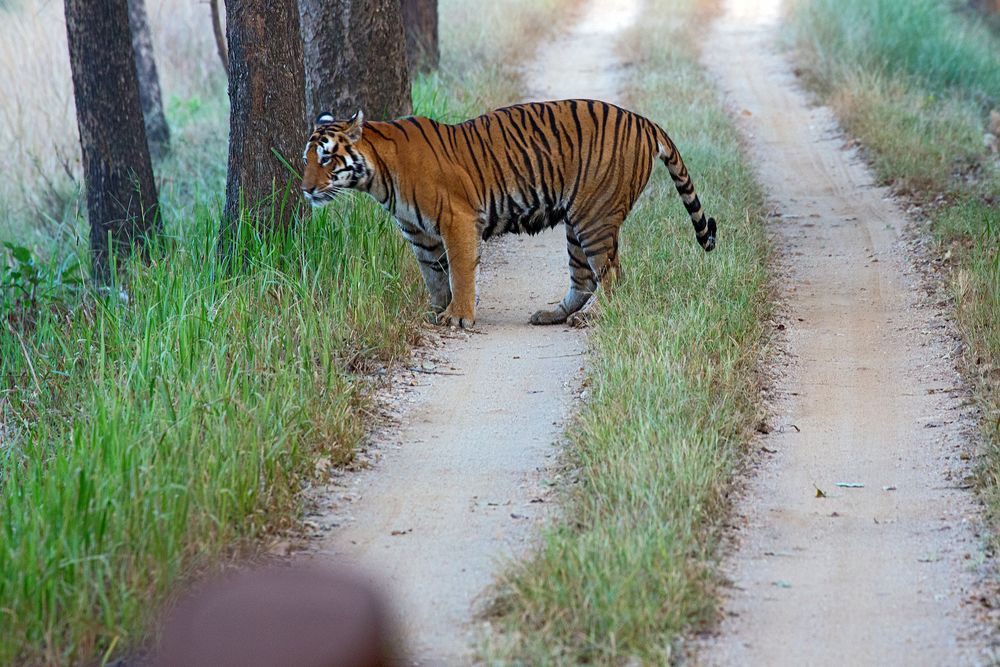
top-left (300, 100), bottom-right (716, 327)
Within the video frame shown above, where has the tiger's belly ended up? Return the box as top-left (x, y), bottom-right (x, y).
top-left (477, 199), bottom-right (567, 240)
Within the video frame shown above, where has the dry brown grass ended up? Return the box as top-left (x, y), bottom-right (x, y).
top-left (0, 1), bottom-right (77, 236)
top-left (438, 0), bottom-right (580, 108)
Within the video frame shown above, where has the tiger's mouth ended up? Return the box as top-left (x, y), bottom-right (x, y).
top-left (303, 187), bottom-right (344, 208)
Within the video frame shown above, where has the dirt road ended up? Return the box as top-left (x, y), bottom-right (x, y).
top-left (699, 0), bottom-right (985, 664)
top-left (307, 1), bottom-right (638, 663)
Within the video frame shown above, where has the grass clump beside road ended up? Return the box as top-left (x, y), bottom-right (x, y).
top-left (486, 1), bottom-right (771, 663)
top-left (0, 0), bottom-right (569, 661)
top-left (788, 0), bottom-right (1000, 534)
top-left (0, 202), bottom-right (422, 665)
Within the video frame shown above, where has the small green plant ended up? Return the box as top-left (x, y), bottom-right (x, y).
top-left (1, 241), bottom-right (82, 310)
top-left (2, 242), bottom-right (38, 297)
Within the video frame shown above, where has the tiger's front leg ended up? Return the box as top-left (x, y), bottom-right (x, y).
top-left (438, 214), bottom-right (479, 329)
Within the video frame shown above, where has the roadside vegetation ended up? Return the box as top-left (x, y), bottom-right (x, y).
top-left (0, 0), bottom-right (567, 663)
top-left (486, 1), bottom-right (771, 662)
top-left (788, 0), bottom-right (1000, 534)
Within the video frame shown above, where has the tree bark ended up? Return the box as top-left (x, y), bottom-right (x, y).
top-left (127, 0), bottom-right (170, 160)
top-left (64, 0), bottom-right (159, 283)
top-left (221, 0), bottom-right (307, 238)
top-left (299, 0), bottom-right (411, 121)
top-left (401, 0), bottom-right (438, 75)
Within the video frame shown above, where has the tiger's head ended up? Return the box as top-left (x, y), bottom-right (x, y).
top-left (300, 110), bottom-right (372, 207)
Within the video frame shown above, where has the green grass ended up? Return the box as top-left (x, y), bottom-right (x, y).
top-left (791, 0), bottom-right (1000, 104)
top-left (484, 1), bottom-right (771, 663)
top-left (0, 194), bottom-right (426, 665)
top-left (789, 0), bottom-right (1000, 536)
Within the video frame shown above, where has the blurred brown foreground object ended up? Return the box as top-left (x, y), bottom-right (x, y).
top-left (153, 567), bottom-right (398, 667)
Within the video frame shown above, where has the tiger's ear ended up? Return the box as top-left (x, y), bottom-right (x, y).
top-left (314, 112), bottom-right (334, 128)
top-left (345, 109), bottom-right (364, 142)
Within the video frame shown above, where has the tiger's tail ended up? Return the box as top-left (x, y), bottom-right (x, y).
top-left (654, 124), bottom-right (717, 252)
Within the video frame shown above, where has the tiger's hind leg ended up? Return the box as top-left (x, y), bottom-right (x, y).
top-left (565, 216), bottom-right (623, 328)
top-left (530, 223), bottom-right (596, 325)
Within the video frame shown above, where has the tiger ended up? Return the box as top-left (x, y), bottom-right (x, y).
top-left (299, 99), bottom-right (716, 328)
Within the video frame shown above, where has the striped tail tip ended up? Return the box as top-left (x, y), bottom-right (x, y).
top-left (700, 217), bottom-right (717, 252)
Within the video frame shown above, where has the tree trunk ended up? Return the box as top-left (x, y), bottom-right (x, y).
top-left (221, 0), bottom-right (307, 239)
top-left (64, 0), bottom-right (159, 283)
top-left (299, 0), bottom-right (411, 121)
top-left (401, 0), bottom-right (438, 75)
top-left (127, 0), bottom-right (170, 160)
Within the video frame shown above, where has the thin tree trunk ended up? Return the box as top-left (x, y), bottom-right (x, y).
top-left (221, 0), bottom-right (307, 241)
top-left (65, 0), bottom-right (159, 283)
top-left (299, 0), bottom-right (411, 121)
top-left (210, 0), bottom-right (229, 78)
top-left (401, 0), bottom-right (438, 75)
top-left (127, 0), bottom-right (170, 160)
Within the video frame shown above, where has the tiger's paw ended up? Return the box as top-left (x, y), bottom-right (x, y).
top-left (530, 305), bottom-right (568, 325)
top-left (438, 305), bottom-right (475, 329)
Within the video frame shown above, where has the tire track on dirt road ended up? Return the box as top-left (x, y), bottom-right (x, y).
top-left (698, 1), bottom-right (988, 664)
top-left (305, 1), bottom-right (640, 663)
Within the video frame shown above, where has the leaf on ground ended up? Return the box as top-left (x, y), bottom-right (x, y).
top-left (814, 485), bottom-right (827, 498)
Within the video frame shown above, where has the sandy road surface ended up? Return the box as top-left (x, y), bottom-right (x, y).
top-left (306, 0), bottom-right (640, 663)
top-left (698, 0), bottom-right (986, 664)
